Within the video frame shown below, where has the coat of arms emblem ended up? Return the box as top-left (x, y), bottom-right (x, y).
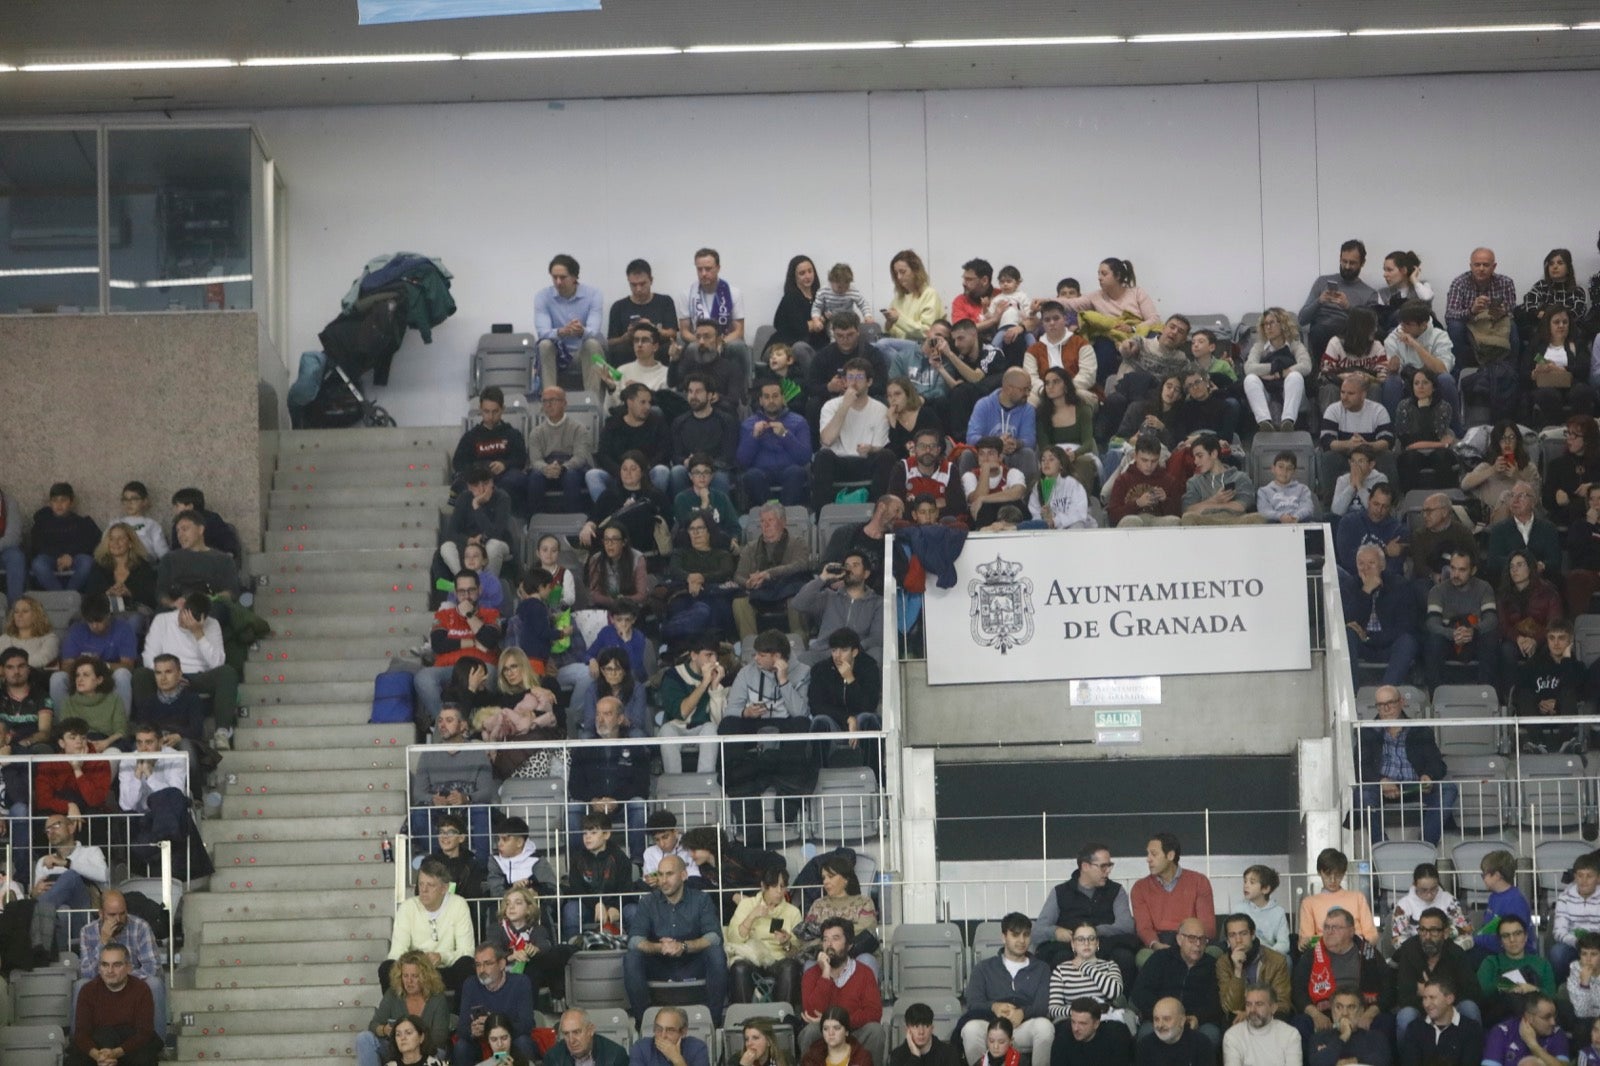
top-left (968, 556), bottom-right (1034, 654)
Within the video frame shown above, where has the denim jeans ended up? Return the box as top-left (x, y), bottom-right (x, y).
top-left (31, 552), bottom-right (92, 591)
top-left (622, 941), bottom-right (728, 1025)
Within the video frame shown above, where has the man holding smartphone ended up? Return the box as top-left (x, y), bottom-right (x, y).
top-left (1297, 239), bottom-right (1379, 361)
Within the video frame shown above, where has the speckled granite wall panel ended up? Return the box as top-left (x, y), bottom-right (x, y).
top-left (0, 312), bottom-right (262, 547)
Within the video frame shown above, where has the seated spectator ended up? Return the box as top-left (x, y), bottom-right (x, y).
top-left (1383, 301), bottom-right (1463, 435)
top-left (1392, 907), bottom-right (1482, 1038)
top-left (1109, 435), bottom-right (1183, 528)
top-left (580, 647), bottom-right (650, 739)
top-left (1444, 248), bottom-right (1519, 373)
top-left (893, 1002), bottom-right (963, 1066)
top-left (1138, 996), bottom-right (1213, 1066)
top-left (1047, 921), bottom-right (1127, 1023)
top-left (1424, 552), bottom-right (1498, 688)
top-left (136, 590), bottom-right (246, 746)
top-left (886, 377), bottom-right (944, 462)
top-left (1398, 978), bottom-right (1482, 1066)
top-left (32, 807), bottom-right (110, 913)
top-left (1217, 914), bottom-right (1290, 1027)
top-left (642, 811), bottom-right (698, 882)
top-left (107, 481), bottom-right (168, 560)
top-left (1243, 308), bottom-right (1313, 431)
top-left (1033, 843), bottom-right (1138, 976)
top-left (679, 250), bottom-right (752, 395)
top-left (157, 509), bottom-right (241, 604)
top-left (1355, 686), bottom-right (1456, 845)
top-left (1035, 368), bottom-right (1099, 491)
top-left (960, 912), bottom-right (1053, 1066)
top-left (1343, 545), bottom-right (1422, 687)
top-left (412, 572), bottom-right (501, 726)
top-left (453, 943), bottom-right (538, 1066)
top-left (624, 855), bottom-right (728, 1026)
top-left (584, 527), bottom-right (651, 615)
top-left (120, 724), bottom-right (212, 880)
top-left (1480, 994), bottom-right (1565, 1066)
top-left (795, 551), bottom-right (884, 666)
top-left (1020, 446), bottom-right (1093, 530)
top-left (75, 890), bottom-right (168, 1042)
top-left (534, 253), bottom-right (607, 393)
top-left (656, 638), bottom-right (725, 775)
top-left (581, 453), bottom-right (669, 558)
top-left (609, 258), bottom-right (681, 361)
top-left (676, 320), bottom-right (749, 411)
top-left (740, 378), bottom-right (814, 507)
top-left (729, 506), bottom-right (811, 645)
top-left (1024, 301), bottom-right (1097, 405)
top-left (632, 1006), bottom-right (713, 1066)
top-left (1190, 328), bottom-right (1238, 389)
top-left (1174, 366), bottom-right (1237, 443)
top-left (1299, 240), bottom-right (1379, 360)
top-left (666, 511), bottom-right (739, 637)
top-left (168, 488), bottom-right (241, 563)
top-left (559, 600), bottom-right (647, 713)
top-left (682, 826), bottom-right (782, 913)
top-left (1299, 848), bottom-right (1379, 943)
top-left (672, 453), bottom-right (739, 541)
top-left (486, 816), bottom-right (554, 903)
top-left (382, 860), bottom-right (475, 994)
top-left (1255, 452), bottom-right (1317, 525)
top-left (962, 435), bottom-right (1031, 530)
top-left (50, 594), bottom-right (136, 714)
top-left (1375, 249), bottom-right (1436, 321)
top-left (85, 523), bottom-right (159, 628)
top-left (1131, 832), bottom-right (1216, 950)
top-left (1548, 854), bottom-right (1600, 982)
top-left (1307, 988), bottom-right (1391, 1066)
top-left (560, 814), bottom-right (633, 941)
top-left (820, 495), bottom-right (902, 578)
top-left (1181, 434), bottom-right (1263, 526)
top-left (1059, 255), bottom-right (1163, 343)
top-left (129, 653), bottom-right (209, 787)
top-left (567, 696), bottom-right (650, 859)
top-left (1131, 919), bottom-right (1224, 1049)
top-left (726, 864), bottom-right (804, 1005)
top-left (67, 944), bottom-right (158, 1066)
top-left (670, 377), bottom-right (738, 498)
top-left (814, 357), bottom-right (892, 512)
top-left (1330, 446), bottom-right (1390, 519)
top-left (799, 920), bottom-right (887, 1066)
top-left (1335, 483), bottom-right (1407, 577)
top-left (797, 852), bottom-right (879, 966)
top-left (888, 429), bottom-right (968, 520)
top-left (1054, 1000), bottom-right (1134, 1066)
top-left (28, 481), bottom-right (102, 591)
top-left (508, 570), bottom-right (559, 675)
top-left (943, 319), bottom-right (1008, 442)
top-left (425, 814), bottom-right (485, 904)
top-left (1564, 935), bottom-right (1600, 1031)
top-left (1, 594), bottom-right (60, 671)
top-left (722, 628), bottom-right (815, 728)
top-left (964, 369), bottom-right (1039, 483)
top-left (763, 343), bottom-right (810, 413)
top-left (1391, 864), bottom-right (1475, 952)
top-left (1524, 248), bottom-right (1590, 322)
top-left (0, 645), bottom-right (53, 752)
top-left (883, 249), bottom-right (944, 345)
top-left (615, 320), bottom-right (672, 395)
top-left (1476, 915), bottom-right (1554, 1025)
top-left (1410, 493), bottom-right (1477, 601)
top-left (1462, 421), bottom-right (1542, 527)
top-left (770, 255), bottom-right (829, 362)
top-left (408, 704), bottom-right (495, 862)
top-left (356, 952), bottom-right (451, 1066)
top-left (1288, 907), bottom-right (1395, 1047)
top-left (441, 466), bottom-right (515, 580)
top-left (1238, 866), bottom-right (1291, 957)
top-left (1322, 307), bottom-right (1387, 397)
top-left (1116, 374), bottom-right (1186, 452)
top-left (590, 385), bottom-right (672, 501)
top-left (1318, 373), bottom-right (1395, 490)
top-left (1472, 850), bottom-right (1534, 958)
top-left (1544, 416), bottom-right (1598, 528)
top-left (62, 657), bottom-right (128, 753)
top-left (453, 387), bottom-right (530, 511)
top-left (1496, 549), bottom-right (1564, 684)
top-left (528, 387), bottom-right (593, 516)
top-left (806, 312), bottom-right (890, 420)
top-left (1487, 487), bottom-right (1562, 587)
top-left (1393, 367), bottom-right (1459, 492)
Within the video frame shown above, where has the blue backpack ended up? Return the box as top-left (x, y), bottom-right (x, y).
top-left (370, 671), bottom-right (415, 724)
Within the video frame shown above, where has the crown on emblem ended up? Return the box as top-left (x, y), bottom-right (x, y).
top-left (975, 556), bottom-right (1023, 582)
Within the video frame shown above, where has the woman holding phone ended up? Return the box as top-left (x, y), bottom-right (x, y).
top-left (725, 866), bottom-right (804, 1004)
top-left (1461, 420), bottom-right (1541, 525)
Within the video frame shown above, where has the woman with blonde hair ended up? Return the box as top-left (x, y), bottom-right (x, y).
top-left (84, 522), bottom-right (159, 630)
top-left (1242, 307), bottom-right (1313, 431)
top-left (355, 950), bottom-right (450, 1066)
top-left (0, 595), bottom-right (58, 670)
top-left (883, 250), bottom-right (943, 343)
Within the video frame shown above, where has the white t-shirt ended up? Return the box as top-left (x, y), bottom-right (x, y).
top-left (818, 396), bottom-right (890, 458)
top-left (617, 360), bottom-right (670, 391)
top-left (991, 290), bottom-right (1031, 329)
top-left (684, 283), bottom-right (745, 327)
top-left (1543, 345), bottom-right (1569, 369)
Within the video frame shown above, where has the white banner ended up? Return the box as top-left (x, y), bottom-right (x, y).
top-left (919, 527), bottom-right (1311, 685)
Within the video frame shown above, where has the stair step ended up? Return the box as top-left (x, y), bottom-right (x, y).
top-left (253, 635), bottom-right (414, 661)
top-left (222, 767), bottom-right (406, 796)
top-left (276, 448), bottom-right (449, 472)
top-left (254, 590), bottom-right (432, 615)
top-left (260, 529), bottom-right (440, 552)
top-left (267, 507), bottom-right (443, 531)
top-left (205, 815), bottom-right (399, 845)
top-left (222, 747), bottom-right (406, 772)
top-left (241, 680), bottom-right (379, 705)
top-left (225, 722), bottom-right (411, 751)
top-left (221, 791), bottom-right (410, 819)
top-left (237, 703), bottom-right (381, 729)
top-left (178, 1005), bottom-right (371, 1036)
top-left (183, 886), bottom-right (393, 926)
top-left (215, 837), bottom-right (397, 867)
top-left (267, 485), bottom-right (451, 509)
top-left (248, 546), bottom-right (435, 574)
top-left (208, 862), bottom-right (392, 893)
top-left (239, 658), bottom-right (395, 684)
top-left (273, 467), bottom-right (448, 491)
top-left (177, 1029), bottom-right (376, 1060)
top-left (198, 935), bottom-right (390, 968)
top-left (172, 982), bottom-right (383, 1014)
top-left (277, 426), bottom-right (458, 452)
top-left (249, 614), bottom-right (431, 639)
top-left (197, 915), bottom-right (395, 945)
top-left (256, 573), bottom-right (442, 598)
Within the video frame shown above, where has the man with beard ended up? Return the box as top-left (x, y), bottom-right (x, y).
top-left (737, 379), bottom-right (812, 508)
top-left (945, 319), bottom-right (1008, 442)
top-left (668, 373), bottom-right (738, 498)
top-left (1136, 996), bottom-right (1213, 1066)
top-left (673, 319), bottom-right (747, 411)
top-left (1051, 998), bottom-right (1134, 1066)
top-left (888, 428), bottom-right (968, 520)
top-left (1132, 919), bottom-right (1224, 1049)
top-left (1218, 915), bottom-right (1291, 1026)
top-left (1032, 843), bottom-right (1138, 981)
top-left (1393, 908), bottom-right (1481, 1038)
top-left (794, 550), bottom-right (883, 665)
top-left (1222, 985), bottom-right (1301, 1066)
top-left (799, 917), bottom-right (886, 1066)
top-left (1299, 239), bottom-right (1379, 360)
top-left (1308, 988), bottom-right (1391, 1066)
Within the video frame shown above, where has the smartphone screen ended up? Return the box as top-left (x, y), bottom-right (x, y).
top-left (769, 917), bottom-right (784, 933)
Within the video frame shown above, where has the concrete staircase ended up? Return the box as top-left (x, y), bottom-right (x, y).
top-left (173, 427), bottom-right (457, 1065)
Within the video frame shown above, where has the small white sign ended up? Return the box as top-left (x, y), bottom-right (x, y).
top-left (1072, 678), bottom-right (1162, 707)
top-left (1095, 729), bottom-right (1142, 745)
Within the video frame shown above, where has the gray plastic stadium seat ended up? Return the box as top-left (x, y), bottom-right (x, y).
top-left (566, 949), bottom-right (628, 1009)
top-left (652, 772), bottom-right (726, 828)
top-left (723, 1003), bottom-right (797, 1063)
top-left (809, 766), bottom-right (881, 846)
top-left (890, 992), bottom-right (963, 1045)
top-left (1534, 839), bottom-right (1593, 905)
top-left (471, 332), bottom-right (536, 396)
top-left (1369, 840), bottom-right (1439, 910)
top-left (587, 1006), bottom-right (635, 1052)
top-left (1248, 432), bottom-right (1316, 492)
top-left (498, 777), bottom-right (566, 858)
top-left (11, 968), bottom-right (73, 1025)
top-left (1449, 839), bottom-right (1516, 907)
top-left (890, 922), bottom-right (966, 996)
top-left (1574, 615), bottom-right (1600, 666)
top-left (1518, 753), bottom-right (1591, 832)
top-left (1430, 685), bottom-right (1501, 756)
top-left (33, 591), bottom-right (81, 634)
top-left (524, 514), bottom-right (590, 568)
top-left (0, 1025), bottom-right (66, 1066)
top-left (815, 503), bottom-right (873, 557)
top-left (1446, 754), bottom-right (1510, 834)
top-left (970, 920), bottom-right (1006, 967)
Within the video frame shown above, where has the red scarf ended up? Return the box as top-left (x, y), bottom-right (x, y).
top-left (1307, 940), bottom-right (1335, 1004)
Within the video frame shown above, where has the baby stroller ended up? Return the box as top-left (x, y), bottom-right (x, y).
top-left (288, 348), bottom-right (397, 428)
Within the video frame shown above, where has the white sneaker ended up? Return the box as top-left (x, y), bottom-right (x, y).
top-left (213, 728), bottom-right (233, 751)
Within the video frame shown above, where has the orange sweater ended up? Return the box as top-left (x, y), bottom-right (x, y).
top-left (1130, 868), bottom-right (1217, 946)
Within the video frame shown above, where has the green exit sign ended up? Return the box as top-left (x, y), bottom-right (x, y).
top-left (1093, 710), bottom-right (1142, 730)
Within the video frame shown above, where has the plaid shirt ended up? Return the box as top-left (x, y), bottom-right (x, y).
top-left (1378, 729), bottom-right (1415, 782)
top-left (79, 913), bottom-right (161, 980)
top-left (1445, 271), bottom-right (1517, 323)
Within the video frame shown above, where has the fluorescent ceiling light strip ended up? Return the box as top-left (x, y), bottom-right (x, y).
top-left (1132, 29), bottom-right (1345, 43)
top-left (108, 280), bottom-right (138, 290)
top-left (685, 41), bottom-right (902, 54)
top-left (138, 274), bottom-right (254, 288)
top-left (907, 36), bottom-right (1122, 48)
top-left (242, 53), bottom-right (457, 67)
top-left (0, 266), bottom-right (99, 278)
top-left (465, 47), bottom-right (681, 60)
top-left (22, 58), bottom-right (236, 72)
top-left (1577, 22), bottom-right (1600, 29)
top-left (1351, 23), bottom-right (1566, 36)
